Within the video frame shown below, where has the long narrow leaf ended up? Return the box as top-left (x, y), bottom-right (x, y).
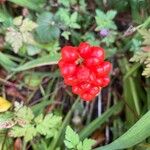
top-left (95, 110), bottom-right (150, 150)
top-left (8, 0), bottom-right (40, 11)
top-left (11, 53), bottom-right (60, 72)
top-left (0, 52), bottom-right (17, 71)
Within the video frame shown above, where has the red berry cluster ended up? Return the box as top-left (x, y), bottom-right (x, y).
top-left (58, 42), bottom-right (112, 101)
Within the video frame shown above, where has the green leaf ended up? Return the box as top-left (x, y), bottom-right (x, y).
top-left (24, 74), bottom-right (42, 88)
top-left (8, 0), bottom-right (41, 11)
top-left (36, 114), bottom-right (62, 138)
top-left (95, 9), bottom-right (117, 31)
top-left (61, 31), bottom-right (71, 40)
top-left (0, 112), bottom-right (15, 129)
top-left (20, 18), bottom-right (37, 32)
top-left (70, 12), bottom-right (78, 23)
top-left (0, 52), bottom-right (17, 71)
top-left (10, 125), bottom-right (37, 142)
top-left (36, 12), bottom-right (60, 43)
top-left (26, 45), bottom-right (41, 56)
top-left (95, 110), bottom-right (150, 150)
top-left (11, 53), bottom-right (60, 72)
top-left (82, 139), bottom-right (96, 150)
top-left (15, 106), bottom-right (34, 123)
top-left (106, 10), bottom-right (117, 19)
top-left (5, 27), bottom-right (23, 53)
top-left (13, 16), bottom-right (23, 26)
top-left (65, 126), bottom-right (80, 146)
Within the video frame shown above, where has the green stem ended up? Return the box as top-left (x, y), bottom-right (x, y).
top-left (22, 139), bottom-right (27, 150)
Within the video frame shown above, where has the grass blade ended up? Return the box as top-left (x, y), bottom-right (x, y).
top-left (95, 110), bottom-right (150, 150)
top-left (79, 102), bottom-right (124, 140)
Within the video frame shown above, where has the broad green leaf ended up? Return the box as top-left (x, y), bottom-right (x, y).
top-left (11, 53), bottom-right (60, 72)
top-left (95, 110), bottom-right (150, 150)
top-left (36, 12), bottom-right (60, 43)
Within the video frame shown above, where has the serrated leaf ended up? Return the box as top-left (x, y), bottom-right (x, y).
top-left (138, 29), bottom-right (150, 45)
top-left (0, 97), bottom-right (12, 112)
top-left (82, 139), bottom-right (95, 150)
top-left (0, 112), bottom-right (14, 129)
top-left (36, 114), bottom-right (62, 137)
top-left (106, 10), bottom-right (117, 19)
top-left (10, 125), bottom-right (37, 142)
top-left (20, 18), bottom-right (37, 32)
top-left (36, 12), bottom-right (60, 43)
top-left (95, 9), bottom-right (117, 30)
top-left (65, 126), bottom-right (80, 147)
top-left (15, 106), bottom-right (34, 123)
top-left (22, 32), bottom-right (36, 44)
top-left (64, 140), bottom-right (74, 149)
top-left (70, 12), bottom-right (78, 23)
top-left (13, 16), bottom-right (23, 26)
top-left (61, 31), bottom-right (71, 40)
top-left (5, 27), bottom-right (23, 53)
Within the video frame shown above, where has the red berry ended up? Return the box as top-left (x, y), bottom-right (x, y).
top-left (76, 66), bottom-right (90, 81)
top-left (60, 63), bottom-right (76, 77)
top-left (81, 93), bottom-right (94, 101)
top-left (102, 76), bottom-right (110, 87)
top-left (72, 85), bottom-right (83, 95)
top-left (90, 46), bottom-right (105, 61)
top-left (94, 61), bottom-right (112, 77)
top-left (58, 59), bottom-right (66, 68)
top-left (85, 57), bottom-right (101, 68)
top-left (58, 42), bottom-right (112, 102)
top-left (80, 83), bottom-right (91, 91)
top-left (78, 42), bottom-right (91, 58)
top-left (89, 86), bottom-right (100, 96)
top-left (64, 76), bottom-right (79, 86)
top-left (103, 61), bottom-right (112, 74)
top-left (61, 46), bottom-right (78, 62)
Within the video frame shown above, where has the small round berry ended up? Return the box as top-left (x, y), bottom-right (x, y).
top-left (81, 93), bottom-right (94, 101)
top-left (78, 42), bottom-right (91, 58)
top-left (76, 66), bottom-right (90, 81)
top-left (85, 57), bottom-right (101, 68)
top-left (72, 85), bottom-right (83, 95)
top-left (90, 46), bottom-right (105, 61)
top-left (60, 63), bottom-right (76, 77)
top-left (102, 76), bottom-right (110, 87)
top-left (64, 76), bottom-right (79, 86)
top-left (61, 46), bottom-right (78, 62)
top-left (89, 86), bottom-right (100, 96)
